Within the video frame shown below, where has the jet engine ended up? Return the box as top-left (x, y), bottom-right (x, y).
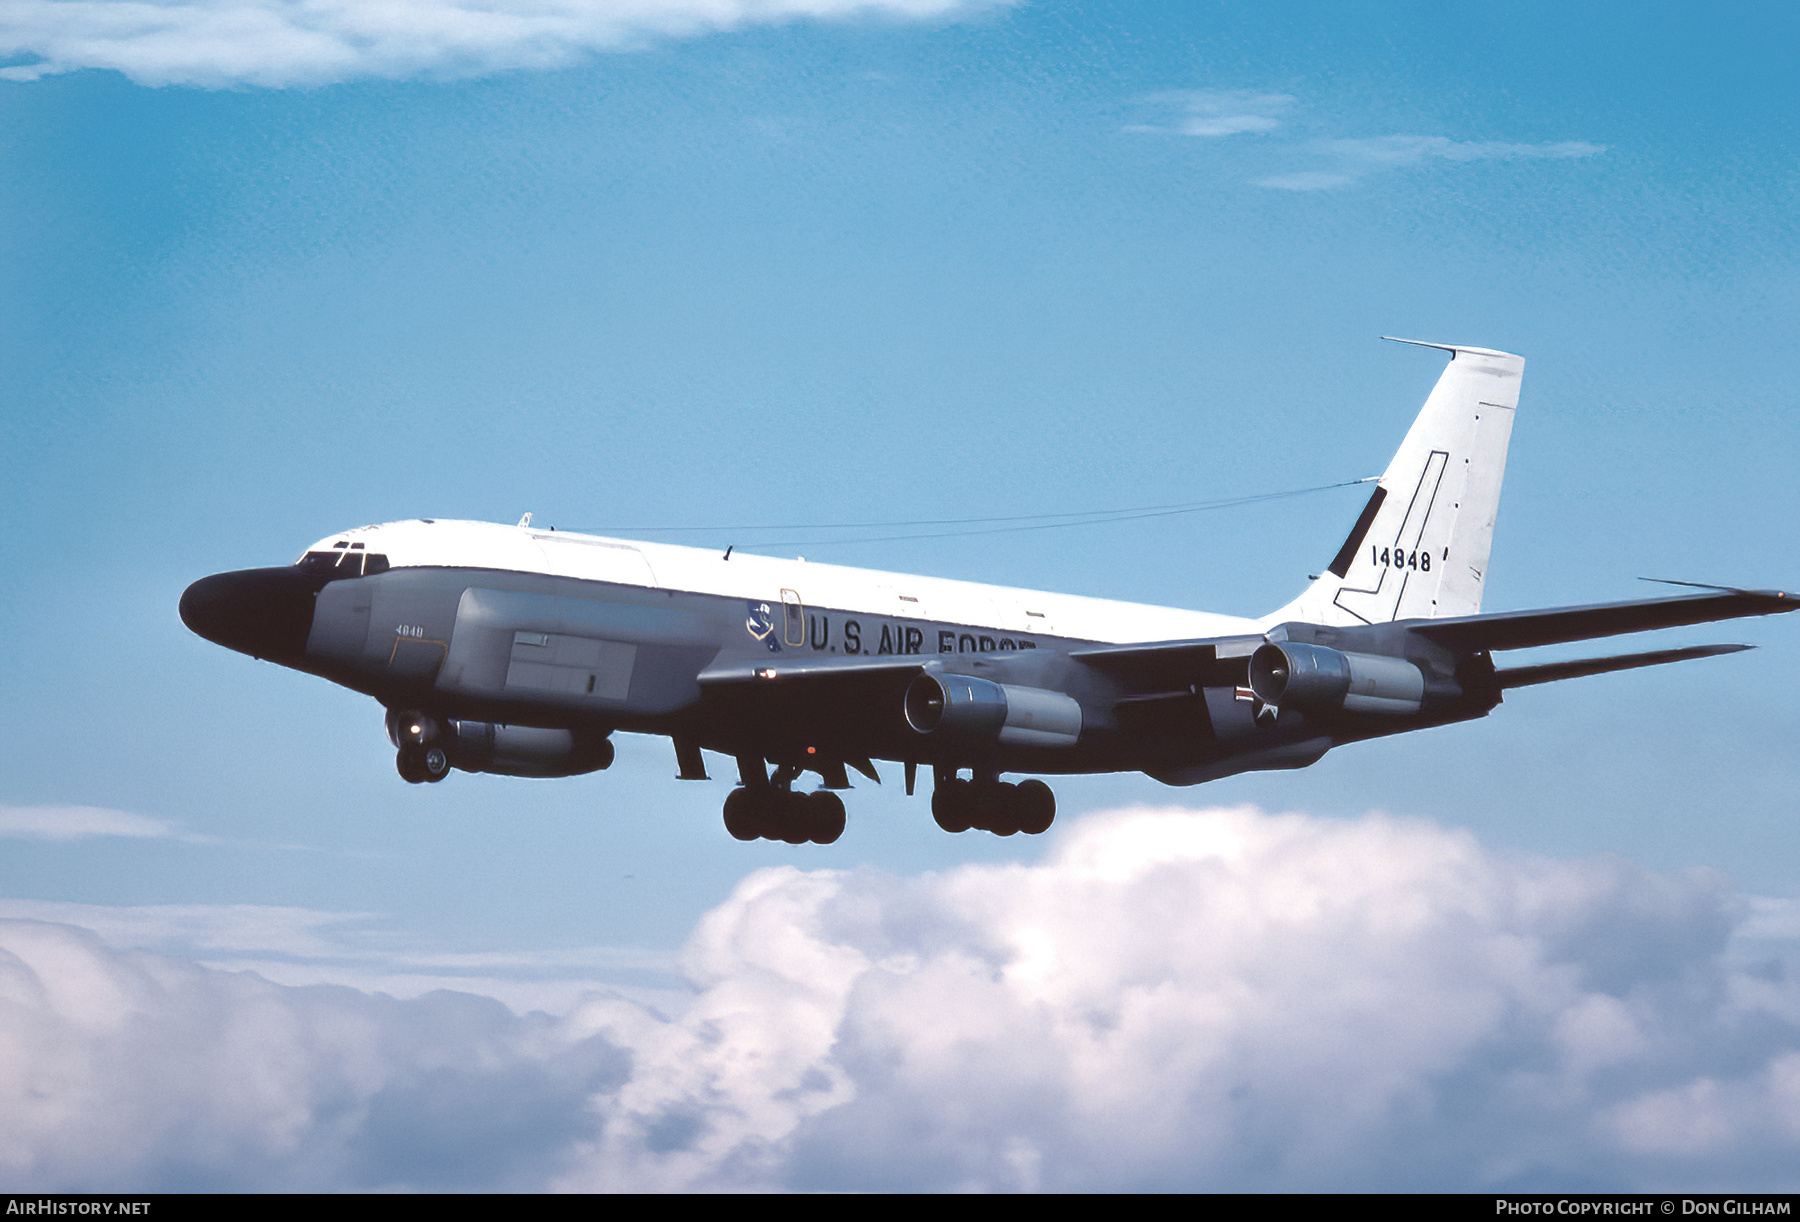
top-left (1248, 642), bottom-right (1426, 715)
top-left (904, 673), bottom-right (1083, 748)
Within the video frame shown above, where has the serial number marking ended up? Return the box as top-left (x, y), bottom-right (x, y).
top-left (395, 624), bottom-right (426, 638)
top-left (1372, 546), bottom-right (1432, 573)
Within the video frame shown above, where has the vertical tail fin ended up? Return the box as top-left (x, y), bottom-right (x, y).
top-left (1266, 339), bottom-right (1524, 627)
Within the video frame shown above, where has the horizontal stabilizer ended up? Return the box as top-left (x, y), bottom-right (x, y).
top-left (1496, 643), bottom-right (1751, 689)
top-left (1412, 588), bottom-right (1795, 653)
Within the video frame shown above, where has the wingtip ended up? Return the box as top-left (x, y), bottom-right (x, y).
top-left (1641, 577), bottom-right (1799, 603)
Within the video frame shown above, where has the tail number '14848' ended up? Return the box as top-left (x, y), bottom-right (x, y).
top-left (1373, 547), bottom-right (1432, 572)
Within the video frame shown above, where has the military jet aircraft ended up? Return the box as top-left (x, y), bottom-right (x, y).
top-left (180, 340), bottom-right (1794, 844)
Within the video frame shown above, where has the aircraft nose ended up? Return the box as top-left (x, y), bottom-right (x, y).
top-left (179, 567), bottom-right (322, 661)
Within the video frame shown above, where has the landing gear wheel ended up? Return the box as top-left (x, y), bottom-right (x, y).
top-left (807, 791), bottom-right (847, 845)
top-left (976, 782), bottom-right (1020, 836)
top-left (932, 778), bottom-right (973, 834)
top-left (422, 745), bottom-right (451, 782)
top-left (1016, 779), bottom-right (1055, 835)
top-left (777, 790), bottom-right (812, 844)
top-left (725, 786), bottom-right (849, 845)
top-left (396, 746), bottom-right (429, 784)
top-left (723, 788), bottom-right (763, 841)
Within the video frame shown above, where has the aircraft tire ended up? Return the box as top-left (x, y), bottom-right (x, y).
top-left (776, 791), bottom-right (812, 844)
top-left (985, 782), bottom-right (1021, 836)
top-left (807, 791), bottom-right (847, 845)
top-left (932, 779), bottom-right (973, 834)
top-left (1016, 779), bottom-right (1055, 835)
top-left (723, 788), bottom-right (762, 841)
top-left (396, 746), bottom-right (429, 784)
top-left (422, 746), bottom-right (451, 782)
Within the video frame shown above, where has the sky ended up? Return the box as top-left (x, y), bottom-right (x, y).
top-left (2, 0), bottom-right (1799, 1192)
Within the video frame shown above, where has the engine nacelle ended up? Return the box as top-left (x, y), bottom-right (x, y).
top-left (904, 673), bottom-right (1083, 748)
top-left (385, 709), bottom-right (614, 776)
top-left (446, 720), bottom-right (616, 777)
top-left (1248, 642), bottom-right (1425, 716)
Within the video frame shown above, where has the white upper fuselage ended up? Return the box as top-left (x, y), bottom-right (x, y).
top-left (308, 519), bottom-right (1261, 645)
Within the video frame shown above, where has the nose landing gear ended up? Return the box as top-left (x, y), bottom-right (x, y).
top-left (396, 743), bottom-right (450, 784)
top-left (388, 709), bottom-right (450, 784)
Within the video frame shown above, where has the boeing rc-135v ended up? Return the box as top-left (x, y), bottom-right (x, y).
top-left (181, 341), bottom-right (1795, 844)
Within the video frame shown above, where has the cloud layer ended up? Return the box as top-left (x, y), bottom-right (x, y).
top-left (0, 804), bottom-right (189, 841)
top-left (1258, 135), bottom-right (1607, 191)
top-left (1125, 89), bottom-right (1296, 138)
top-left (3, 805), bottom-right (1798, 1191)
top-left (0, 0), bottom-right (1000, 87)
top-left (1126, 91), bottom-right (1604, 191)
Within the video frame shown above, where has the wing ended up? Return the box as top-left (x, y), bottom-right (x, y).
top-left (1067, 634), bottom-right (1264, 691)
top-left (1494, 642), bottom-right (1751, 689)
top-left (697, 654), bottom-right (931, 686)
top-left (1407, 587), bottom-right (1796, 653)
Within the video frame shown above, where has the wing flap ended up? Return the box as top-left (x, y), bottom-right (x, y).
top-left (1068, 635), bottom-right (1264, 688)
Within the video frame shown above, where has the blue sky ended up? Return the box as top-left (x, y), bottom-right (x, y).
top-left (2, 0), bottom-right (1799, 1191)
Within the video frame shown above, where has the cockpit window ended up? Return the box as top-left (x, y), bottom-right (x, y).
top-left (297, 550), bottom-right (390, 579)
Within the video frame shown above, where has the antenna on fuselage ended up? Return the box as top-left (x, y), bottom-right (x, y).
top-left (517, 513), bottom-right (532, 528)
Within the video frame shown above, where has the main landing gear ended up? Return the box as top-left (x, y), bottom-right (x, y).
top-left (723, 787), bottom-right (847, 844)
top-left (716, 756), bottom-right (1058, 843)
top-left (931, 774), bottom-right (1055, 837)
top-left (722, 757), bottom-right (847, 844)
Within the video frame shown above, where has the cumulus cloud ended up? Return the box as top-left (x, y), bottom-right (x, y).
top-left (1257, 134), bottom-right (1606, 190)
top-left (0, 803), bottom-right (193, 841)
top-left (3, 805), bottom-right (1799, 1191)
top-left (0, 0), bottom-right (1004, 88)
top-left (1125, 89), bottom-right (1296, 138)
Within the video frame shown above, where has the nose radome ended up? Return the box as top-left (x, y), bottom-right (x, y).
top-left (180, 568), bottom-right (322, 662)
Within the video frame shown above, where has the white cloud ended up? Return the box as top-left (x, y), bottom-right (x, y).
top-left (1258, 134), bottom-right (1606, 190)
top-left (0, 803), bottom-right (191, 841)
top-left (0, 899), bottom-right (367, 955)
top-left (0, 897), bottom-right (687, 1016)
top-left (0, 0), bottom-right (1006, 88)
top-left (2, 805), bottom-right (1799, 1190)
top-left (1126, 89), bottom-right (1296, 138)
top-left (1124, 91), bottom-right (1603, 191)
top-left (1249, 169), bottom-right (1355, 192)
